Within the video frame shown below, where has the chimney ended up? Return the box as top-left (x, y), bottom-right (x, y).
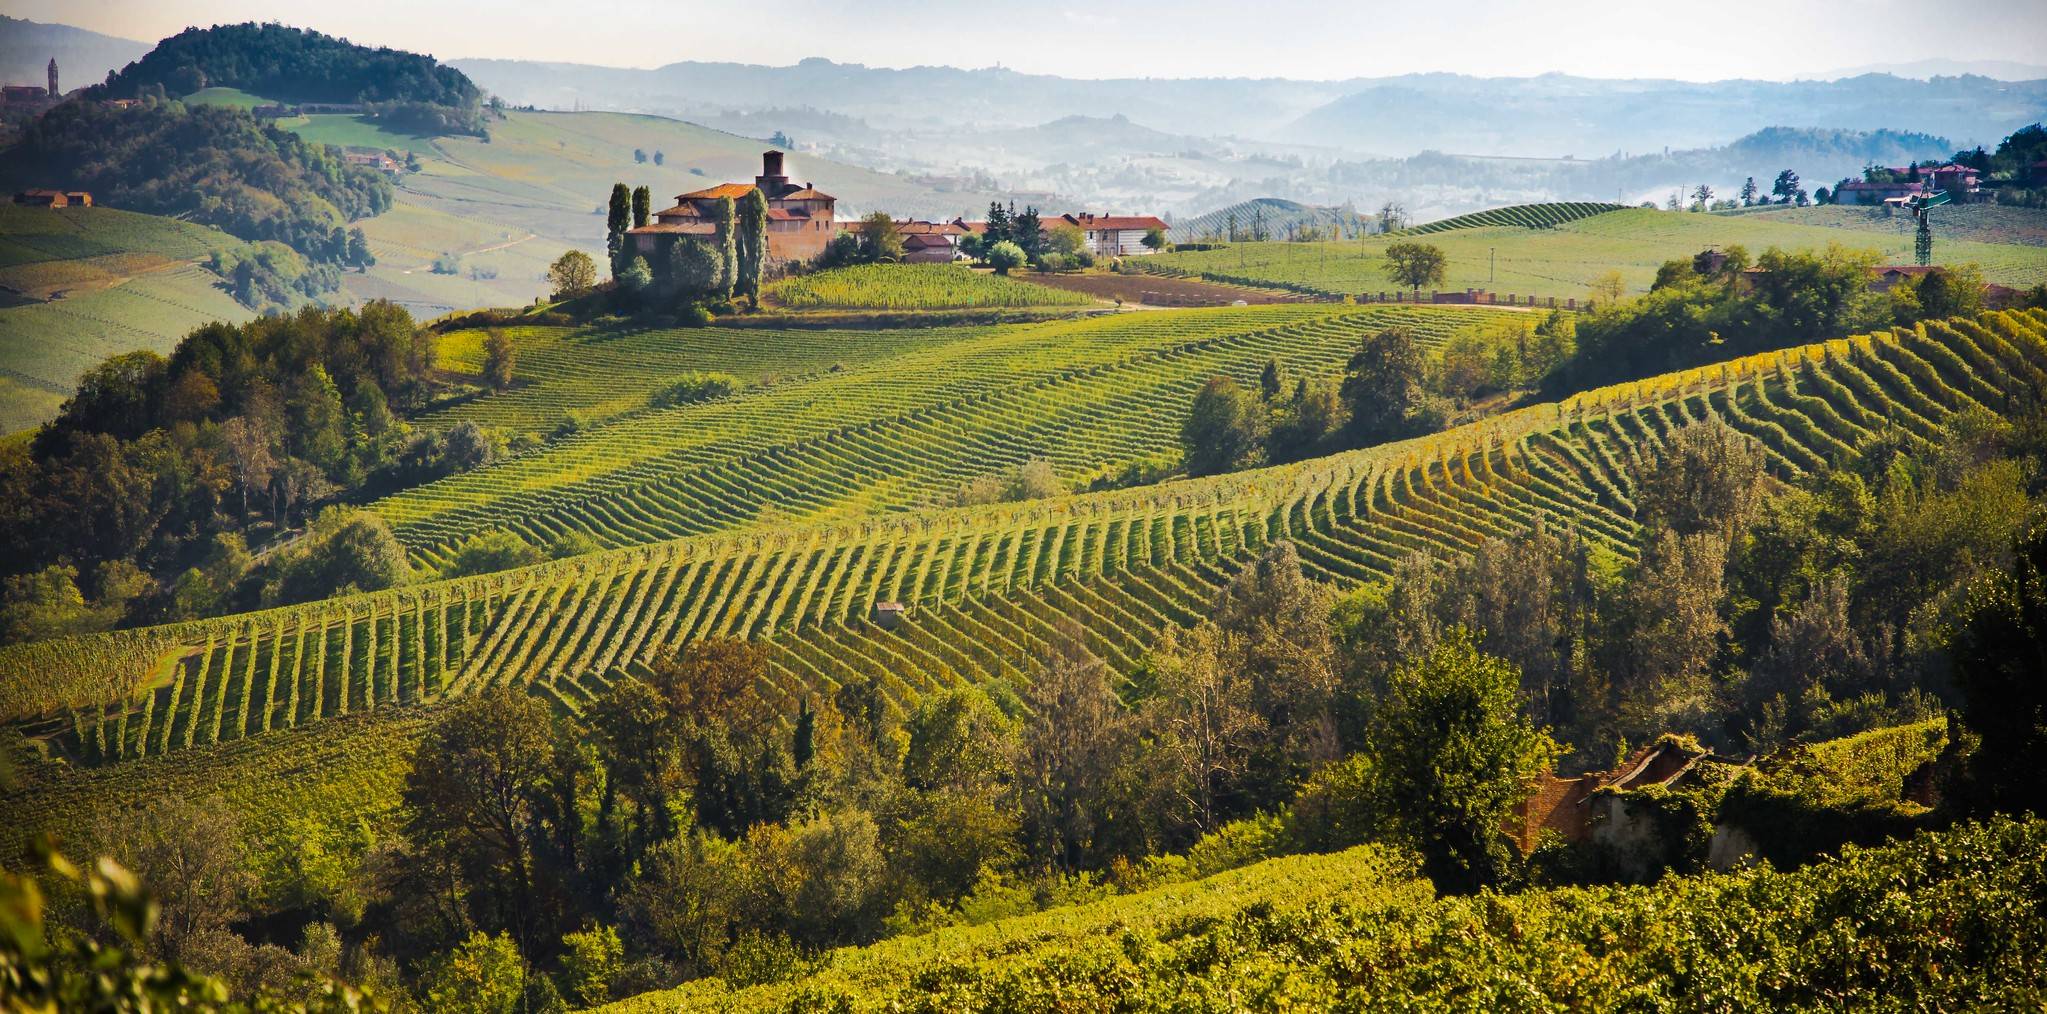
top-left (763, 150), bottom-right (784, 178)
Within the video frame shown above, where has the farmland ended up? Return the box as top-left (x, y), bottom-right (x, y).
top-left (1403, 200), bottom-right (1627, 234)
top-left (0, 205), bottom-right (250, 433)
top-left (1737, 202), bottom-right (2047, 248)
top-left (4, 306), bottom-right (2040, 859)
top-left (609, 818), bottom-right (2047, 1012)
top-left (1148, 206), bottom-right (2047, 300)
top-left (381, 304), bottom-right (1505, 568)
top-left (763, 264), bottom-right (1096, 310)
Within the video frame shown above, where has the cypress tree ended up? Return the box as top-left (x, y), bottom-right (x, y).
top-left (631, 186), bottom-right (651, 228)
top-left (606, 182), bottom-right (631, 274)
top-left (713, 196), bottom-right (736, 298)
top-left (736, 187), bottom-right (769, 309)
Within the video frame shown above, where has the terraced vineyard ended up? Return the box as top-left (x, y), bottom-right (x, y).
top-left (380, 305), bottom-right (1504, 569)
top-left (1405, 201), bottom-right (1627, 234)
top-left (5, 307), bottom-right (2041, 802)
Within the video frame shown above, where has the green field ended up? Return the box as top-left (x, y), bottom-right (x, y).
top-left (179, 86), bottom-right (272, 110)
top-left (1736, 202), bottom-right (2047, 249)
top-left (764, 264), bottom-right (1097, 310)
top-left (607, 818), bottom-right (2047, 1011)
top-left (4, 307), bottom-right (2038, 860)
top-left (0, 205), bottom-right (251, 433)
top-left (1148, 206), bottom-right (2047, 301)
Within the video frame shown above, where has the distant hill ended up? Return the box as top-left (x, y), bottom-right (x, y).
top-left (1279, 73), bottom-right (2047, 155)
top-left (1806, 59), bottom-right (2047, 82)
top-left (0, 16), bottom-right (147, 94)
top-left (1171, 198), bottom-right (1366, 243)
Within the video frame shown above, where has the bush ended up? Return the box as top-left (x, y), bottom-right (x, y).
top-left (649, 372), bottom-right (740, 408)
top-left (986, 241), bottom-right (1026, 275)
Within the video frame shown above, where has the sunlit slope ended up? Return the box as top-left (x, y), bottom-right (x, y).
top-left (0, 205), bottom-right (250, 433)
top-left (1147, 207), bottom-right (2047, 300)
top-left (376, 305), bottom-right (1503, 570)
top-left (4, 308), bottom-right (2039, 786)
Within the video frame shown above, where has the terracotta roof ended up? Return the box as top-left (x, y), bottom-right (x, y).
top-left (627, 221), bottom-right (717, 235)
top-left (653, 203), bottom-right (706, 220)
top-left (676, 182), bottom-right (758, 201)
top-left (777, 187), bottom-right (834, 201)
top-left (903, 233), bottom-right (955, 248)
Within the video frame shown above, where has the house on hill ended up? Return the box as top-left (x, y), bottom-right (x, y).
top-left (627, 150), bottom-right (837, 265)
top-left (14, 189), bottom-right (84, 208)
top-left (951, 211), bottom-right (1172, 257)
top-left (1832, 179), bottom-right (1925, 207)
top-left (841, 220), bottom-right (968, 263)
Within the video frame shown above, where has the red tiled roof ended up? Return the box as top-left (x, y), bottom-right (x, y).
top-left (777, 187), bottom-right (834, 201)
top-left (903, 233), bottom-right (955, 248)
top-left (627, 221), bottom-right (717, 235)
top-left (653, 203), bottom-right (706, 219)
top-left (676, 182), bottom-right (757, 201)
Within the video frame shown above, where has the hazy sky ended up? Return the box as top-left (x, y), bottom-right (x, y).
top-left (19, 0), bottom-right (2047, 81)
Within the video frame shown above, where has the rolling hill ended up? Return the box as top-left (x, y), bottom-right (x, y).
top-left (1170, 198), bottom-right (1367, 243)
top-left (0, 204), bottom-right (250, 433)
top-left (4, 304), bottom-right (2041, 858)
top-left (1147, 205), bottom-right (2047, 300)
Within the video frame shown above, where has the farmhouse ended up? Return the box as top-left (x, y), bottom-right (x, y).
top-left (841, 220), bottom-right (969, 262)
top-left (1053, 212), bottom-right (1171, 256)
top-left (13, 189), bottom-right (86, 208)
top-left (343, 151), bottom-right (403, 174)
top-left (1831, 180), bottom-right (1924, 206)
top-left (627, 151), bottom-right (837, 264)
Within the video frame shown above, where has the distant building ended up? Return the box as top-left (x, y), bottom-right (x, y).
top-left (14, 189), bottom-right (75, 208)
top-left (1, 84), bottom-right (49, 105)
top-left (1831, 180), bottom-right (1924, 206)
top-left (48, 58), bottom-right (57, 98)
top-left (842, 219), bottom-right (968, 262)
top-left (627, 150), bottom-right (837, 265)
top-left (1871, 265), bottom-right (1938, 293)
top-left (64, 191), bottom-right (92, 207)
top-left (343, 151), bottom-right (403, 174)
top-left (951, 211), bottom-right (1172, 256)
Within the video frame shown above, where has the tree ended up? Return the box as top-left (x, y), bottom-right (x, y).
top-left (1690, 184), bottom-right (1714, 211)
top-left (482, 329), bottom-right (516, 391)
top-left (712, 196), bottom-right (737, 297)
top-left (1012, 206), bottom-right (1043, 257)
top-left (1377, 201), bottom-right (1408, 233)
top-left (262, 506), bottom-right (409, 606)
top-left (1382, 240), bottom-right (1447, 294)
top-left (403, 690), bottom-right (565, 954)
top-left (633, 148), bottom-right (646, 164)
top-left (420, 931), bottom-right (525, 1014)
top-left (442, 530), bottom-right (542, 578)
top-left (606, 183), bottom-right (631, 270)
top-left (1589, 270), bottom-right (1627, 306)
top-left (1267, 376), bottom-right (1347, 464)
top-left (557, 924), bottom-right (624, 1008)
top-left (985, 240), bottom-right (1026, 276)
top-left (668, 238), bottom-right (722, 299)
top-left (618, 255), bottom-right (654, 294)
top-left (1740, 176), bottom-right (1758, 206)
top-left (856, 211), bottom-right (903, 264)
top-left (984, 201), bottom-right (1012, 245)
top-left (345, 227), bottom-right (373, 270)
top-left (1772, 169), bottom-right (1801, 204)
top-left (631, 185), bottom-right (651, 228)
top-left (1180, 376), bottom-right (1266, 476)
top-left (735, 187), bottom-right (769, 307)
top-left (1142, 226), bottom-right (1167, 252)
top-left (902, 687), bottom-right (1016, 794)
top-left (548, 250), bottom-right (597, 301)
top-left (1340, 325), bottom-right (1428, 445)
top-left (1357, 629), bottom-right (1559, 892)
top-left (1145, 622), bottom-right (1261, 833)
top-left (1016, 623), bottom-right (1132, 871)
top-left (87, 796), bottom-right (259, 964)
top-left (1951, 525), bottom-right (2047, 816)
top-left (1915, 213), bottom-right (1934, 266)
top-left (653, 150), bottom-right (665, 166)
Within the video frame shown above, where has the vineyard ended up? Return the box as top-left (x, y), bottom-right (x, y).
top-left (1403, 201), bottom-right (1627, 234)
top-left (376, 305), bottom-right (1504, 569)
top-left (1169, 198), bottom-right (1368, 244)
top-left (606, 818), bottom-right (2047, 1011)
top-left (1145, 207), bottom-right (2047, 301)
top-left (763, 264), bottom-right (1096, 310)
top-left (4, 305), bottom-right (2042, 849)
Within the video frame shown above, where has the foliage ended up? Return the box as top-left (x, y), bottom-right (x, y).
top-left (2, 99), bottom-right (393, 268)
top-left (1381, 240), bottom-right (1448, 292)
top-left (262, 506), bottom-right (412, 606)
top-left (1179, 376), bottom-right (1266, 476)
top-left (419, 931), bottom-right (524, 1014)
top-left (548, 251), bottom-right (598, 301)
top-left (649, 372), bottom-right (740, 408)
top-left (1951, 522), bottom-right (2047, 816)
top-left (102, 21), bottom-right (480, 111)
top-left (482, 329), bottom-right (517, 391)
top-left (984, 241), bottom-right (1026, 276)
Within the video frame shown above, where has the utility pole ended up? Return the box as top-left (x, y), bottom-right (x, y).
top-left (1489, 247), bottom-right (1495, 285)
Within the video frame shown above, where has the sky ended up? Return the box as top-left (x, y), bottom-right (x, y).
top-left (17, 0), bottom-right (2047, 81)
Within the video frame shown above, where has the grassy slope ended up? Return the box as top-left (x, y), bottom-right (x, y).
top-left (0, 205), bottom-right (250, 433)
top-left (1148, 207), bottom-right (2047, 300)
top-left (606, 818), bottom-right (2047, 1012)
top-left (285, 110), bottom-right (1010, 319)
top-left (763, 264), bottom-right (1098, 310)
top-left (1735, 202), bottom-right (2047, 249)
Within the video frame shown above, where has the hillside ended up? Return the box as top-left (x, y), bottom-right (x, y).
top-left (0, 204), bottom-right (250, 433)
top-left (608, 819), bottom-right (2047, 1011)
top-left (3, 306), bottom-right (2039, 831)
top-left (1147, 206), bottom-right (2047, 299)
top-left (1170, 198), bottom-right (1367, 243)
